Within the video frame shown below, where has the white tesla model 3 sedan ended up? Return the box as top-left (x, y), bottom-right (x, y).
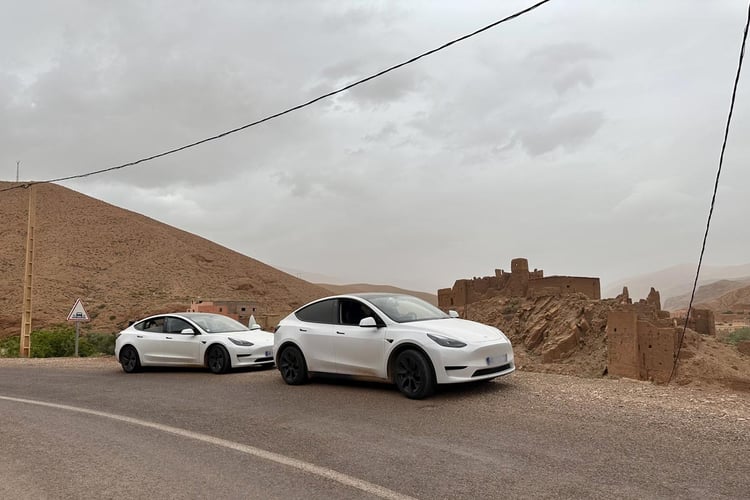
top-left (115, 312), bottom-right (275, 374)
top-left (274, 293), bottom-right (514, 399)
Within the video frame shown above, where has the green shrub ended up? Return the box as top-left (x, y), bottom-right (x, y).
top-left (725, 327), bottom-right (750, 346)
top-left (0, 336), bottom-right (20, 357)
top-left (84, 332), bottom-right (117, 355)
top-left (0, 326), bottom-right (116, 358)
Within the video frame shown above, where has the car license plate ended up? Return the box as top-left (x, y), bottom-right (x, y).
top-left (486, 353), bottom-right (507, 366)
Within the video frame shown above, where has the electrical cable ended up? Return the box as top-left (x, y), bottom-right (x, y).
top-left (669, 1), bottom-right (750, 383)
top-left (0, 0), bottom-right (553, 194)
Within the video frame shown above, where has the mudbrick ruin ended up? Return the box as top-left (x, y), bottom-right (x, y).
top-left (438, 258), bottom-right (717, 384)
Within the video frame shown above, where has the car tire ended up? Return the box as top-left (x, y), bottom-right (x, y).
top-left (394, 349), bottom-right (435, 399)
top-left (119, 345), bottom-right (141, 373)
top-left (279, 345), bottom-right (308, 385)
top-left (206, 345), bottom-right (231, 374)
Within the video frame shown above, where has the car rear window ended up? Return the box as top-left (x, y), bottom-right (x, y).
top-left (295, 299), bottom-right (336, 324)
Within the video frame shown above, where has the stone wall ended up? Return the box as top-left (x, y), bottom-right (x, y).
top-left (688, 308), bottom-right (716, 336)
top-left (438, 258), bottom-right (600, 309)
top-left (607, 310), bottom-right (679, 383)
top-left (528, 276), bottom-right (601, 300)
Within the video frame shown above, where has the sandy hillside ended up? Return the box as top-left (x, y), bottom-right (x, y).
top-left (0, 181), bottom-right (330, 336)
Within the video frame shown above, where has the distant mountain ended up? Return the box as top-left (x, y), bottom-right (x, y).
top-left (0, 181), bottom-right (330, 337)
top-left (316, 283), bottom-right (438, 306)
top-left (604, 263), bottom-right (750, 304)
top-left (664, 278), bottom-right (750, 311)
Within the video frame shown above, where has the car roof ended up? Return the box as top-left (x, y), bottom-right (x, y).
top-left (133, 312), bottom-right (227, 322)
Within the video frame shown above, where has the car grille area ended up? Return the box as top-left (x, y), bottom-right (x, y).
top-left (472, 363), bottom-right (512, 378)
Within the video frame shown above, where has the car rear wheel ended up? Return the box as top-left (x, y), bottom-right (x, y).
top-left (279, 345), bottom-right (308, 385)
top-left (119, 345), bottom-right (141, 373)
top-left (394, 349), bottom-right (435, 399)
top-left (206, 345), bottom-right (231, 374)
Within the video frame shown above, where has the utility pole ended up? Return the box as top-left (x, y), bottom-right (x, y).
top-left (20, 185), bottom-right (36, 357)
top-left (16, 160), bottom-right (20, 182)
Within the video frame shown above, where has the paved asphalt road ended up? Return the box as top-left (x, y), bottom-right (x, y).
top-left (0, 359), bottom-right (748, 499)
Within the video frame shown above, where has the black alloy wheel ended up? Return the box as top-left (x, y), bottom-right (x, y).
top-left (279, 346), bottom-right (308, 385)
top-left (206, 345), bottom-right (231, 374)
top-left (119, 345), bottom-right (141, 373)
top-left (394, 349), bottom-right (435, 399)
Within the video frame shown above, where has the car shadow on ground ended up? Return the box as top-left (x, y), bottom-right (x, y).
top-left (297, 373), bottom-right (516, 400)
top-left (124, 364), bottom-right (276, 375)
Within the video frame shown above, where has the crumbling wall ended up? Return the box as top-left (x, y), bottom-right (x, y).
top-left (438, 257), bottom-right (600, 309)
top-left (607, 311), bottom-right (640, 380)
top-left (528, 276), bottom-right (601, 300)
top-left (607, 310), bottom-right (678, 383)
top-left (689, 308), bottom-right (716, 336)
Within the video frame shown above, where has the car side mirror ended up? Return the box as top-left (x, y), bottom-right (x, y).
top-left (448, 310), bottom-right (459, 318)
top-left (181, 327), bottom-right (197, 335)
top-left (249, 323), bottom-right (262, 331)
top-left (359, 317), bottom-right (377, 328)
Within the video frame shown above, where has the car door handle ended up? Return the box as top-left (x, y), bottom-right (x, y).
top-left (299, 328), bottom-right (307, 332)
top-left (336, 331), bottom-right (345, 335)
top-left (166, 336), bottom-right (173, 339)
top-left (136, 335), bottom-right (143, 338)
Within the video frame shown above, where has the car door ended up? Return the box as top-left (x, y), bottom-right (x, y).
top-left (333, 298), bottom-right (387, 377)
top-left (162, 316), bottom-right (202, 364)
top-left (135, 316), bottom-right (168, 364)
top-left (292, 298), bottom-right (338, 373)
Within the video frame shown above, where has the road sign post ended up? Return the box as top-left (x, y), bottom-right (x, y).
top-left (67, 299), bottom-right (90, 357)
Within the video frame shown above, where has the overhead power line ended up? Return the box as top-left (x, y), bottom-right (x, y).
top-left (0, 0), bottom-right (553, 194)
top-left (669, 1), bottom-right (750, 383)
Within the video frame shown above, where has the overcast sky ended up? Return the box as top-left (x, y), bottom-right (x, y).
top-left (2, 0), bottom-right (749, 296)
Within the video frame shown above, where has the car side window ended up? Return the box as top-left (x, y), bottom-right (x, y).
top-left (165, 317), bottom-right (193, 334)
top-left (339, 299), bottom-right (378, 326)
top-left (295, 299), bottom-right (336, 324)
top-left (139, 317), bottom-right (165, 332)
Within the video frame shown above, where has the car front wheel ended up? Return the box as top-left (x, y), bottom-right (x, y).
top-left (119, 345), bottom-right (141, 373)
top-left (394, 349), bottom-right (435, 399)
top-left (206, 345), bottom-right (231, 374)
top-left (279, 345), bottom-right (308, 385)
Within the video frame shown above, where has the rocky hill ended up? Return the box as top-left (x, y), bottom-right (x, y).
top-left (664, 278), bottom-right (750, 311)
top-left (0, 181), bottom-right (330, 337)
top-left (694, 284), bottom-right (750, 313)
top-left (464, 293), bottom-right (750, 390)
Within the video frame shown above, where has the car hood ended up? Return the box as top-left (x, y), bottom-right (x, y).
top-left (211, 330), bottom-right (275, 344)
top-left (413, 318), bottom-right (506, 343)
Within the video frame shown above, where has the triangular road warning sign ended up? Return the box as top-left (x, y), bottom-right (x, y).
top-left (67, 298), bottom-right (90, 321)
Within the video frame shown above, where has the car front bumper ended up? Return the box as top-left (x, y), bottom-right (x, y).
top-left (433, 340), bottom-right (515, 384)
top-left (232, 345), bottom-right (275, 368)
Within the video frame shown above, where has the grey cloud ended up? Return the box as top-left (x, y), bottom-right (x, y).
top-left (553, 66), bottom-right (595, 94)
top-left (516, 110), bottom-right (605, 156)
top-left (526, 42), bottom-right (607, 69)
top-left (363, 122), bottom-right (398, 143)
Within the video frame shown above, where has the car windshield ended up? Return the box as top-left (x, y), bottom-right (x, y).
top-left (182, 313), bottom-right (249, 333)
top-left (366, 294), bottom-right (449, 323)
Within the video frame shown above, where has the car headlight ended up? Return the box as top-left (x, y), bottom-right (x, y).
top-left (228, 337), bottom-right (254, 346)
top-left (427, 333), bottom-right (466, 348)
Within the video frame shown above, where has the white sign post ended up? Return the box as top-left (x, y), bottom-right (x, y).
top-left (67, 298), bottom-right (90, 357)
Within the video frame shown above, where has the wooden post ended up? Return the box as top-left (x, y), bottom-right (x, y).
top-left (20, 185), bottom-right (36, 357)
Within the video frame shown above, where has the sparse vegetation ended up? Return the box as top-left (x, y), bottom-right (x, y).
top-left (0, 325), bottom-right (116, 358)
top-left (724, 327), bottom-right (750, 346)
top-left (502, 299), bottom-right (520, 315)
